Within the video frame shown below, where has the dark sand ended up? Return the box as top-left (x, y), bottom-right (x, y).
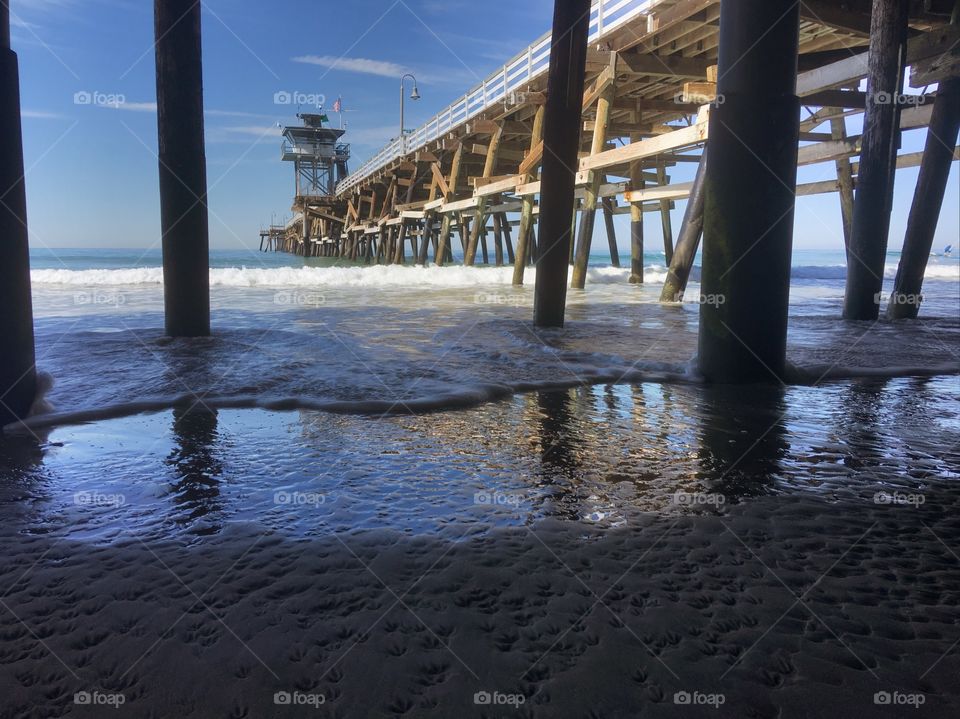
top-left (1, 492), bottom-right (958, 717)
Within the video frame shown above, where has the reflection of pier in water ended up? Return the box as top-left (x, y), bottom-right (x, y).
top-left (283, 382), bottom-right (790, 526)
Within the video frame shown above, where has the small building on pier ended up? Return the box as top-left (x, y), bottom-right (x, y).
top-left (278, 113), bottom-right (351, 255)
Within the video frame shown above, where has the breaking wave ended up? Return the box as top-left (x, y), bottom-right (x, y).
top-left (29, 261), bottom-right (957, 288)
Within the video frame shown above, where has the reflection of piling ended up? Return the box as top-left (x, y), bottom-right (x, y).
top-left (0, 3), bottom-right (38, 424)
top-left (888, 78), bottom-right (960, 319)
top-left (168, 407), bottom-right (222, 528)
top-left (698, 0), bottom-right (800, 383)
top-left (696, 384), bottom-right (786, 500)
top-left (154, 0), bottom-right (211, 337)
top-left (843, 0), bottom-right (909, 321)
top-left (533, 0), bottom-right (590, 327)
top-left (660, 149), bottom-right (708, 302)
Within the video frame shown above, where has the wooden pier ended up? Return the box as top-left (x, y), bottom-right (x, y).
top-left (264, 0), bottom-right (958, 300)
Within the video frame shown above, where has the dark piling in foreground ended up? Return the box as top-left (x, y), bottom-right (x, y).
top-left (0, 2), bottom-right (37, 424)
top-left (533, 0), bottom-right (590, 327)
top-left (155, 0), bottom-right (211, 337)
top-left (697, 0), bottom-right (801, 383)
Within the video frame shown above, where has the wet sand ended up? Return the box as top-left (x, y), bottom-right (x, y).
top-left (1, 497), bottom-right (958, 718)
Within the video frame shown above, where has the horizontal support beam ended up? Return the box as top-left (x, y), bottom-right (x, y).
top-left (579, 113), bottom-right (709, 172)
top-left (618, 52), bottom-right (713, 78)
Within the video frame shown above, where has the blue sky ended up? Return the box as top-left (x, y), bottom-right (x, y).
top-left (10, 0), bottom-right (958, 254)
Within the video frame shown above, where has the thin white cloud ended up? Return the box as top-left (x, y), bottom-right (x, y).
top-left (111, 101), bottom-right (158, 112)
top-left (21, 109), bottom-right (65, 119)
top-left (14, 0), bottom-right (76, 8)
top-left (88, 100), bottom-right (156, 113)
top-left (292, 55), bottom-right (410, 78)
top-left (221, 125), bottom-right (281, 136)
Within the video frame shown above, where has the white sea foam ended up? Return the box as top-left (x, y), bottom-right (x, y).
top-left (29, 264), bottom-right (664, 288)
top-left (29, 261), bottom-right (957, 288)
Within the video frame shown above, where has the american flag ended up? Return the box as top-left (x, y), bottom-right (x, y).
top-left (333, 97), bottom-right (342, 113)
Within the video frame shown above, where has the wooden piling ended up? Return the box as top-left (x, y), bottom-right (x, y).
top-left (657, 162), bottom-right (674, 264)
top-left (697, 0), bottom-right (801, 383)
top-left (888, 78), bottom-right (960, 319)
top-left (394, 221), bottom-right (408, 264)
top-left (500, 212), bottom-right (515, 264)
top-left (155, 0), bottom-right (210, 337)
top-left (830, 117), bottom-right (855, 250)
top-left (601, 197), bottom-right (620, 267)
top-left (512, 104), bottom-right (545, 285)
top-left (660, 149), bottom-right (708, 302)
top-left (465, 124), bottom-right (503, 265)
top-left (0, 2), bottom-right (38, 424)
top-left (436, 142), bottom-right (464, 266)
top-left (418, 215), bottom-right (434, 265)
top-left (842, 0), bottom-right (909, 320)
top-left (533, 0), bottom-right (590, 326)
top-left (628, 162), bottom-right (644, 283)
top-left (571, 53), bottom-right (616, 289)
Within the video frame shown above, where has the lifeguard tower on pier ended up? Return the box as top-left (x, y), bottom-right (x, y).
top-left (279, 112), bottom-right (350, 255)
top-left (281, 112), bottom-right (350, 200)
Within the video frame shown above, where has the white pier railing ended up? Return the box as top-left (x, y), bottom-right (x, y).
top-left (336, 0), bottom-right (661, 195)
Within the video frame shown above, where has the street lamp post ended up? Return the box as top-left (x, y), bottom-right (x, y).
top-left (400, 73), bottom-right (420, 153)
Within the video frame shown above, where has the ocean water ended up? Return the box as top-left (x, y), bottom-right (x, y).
top-left (20, 246), bottom-right (960, 428)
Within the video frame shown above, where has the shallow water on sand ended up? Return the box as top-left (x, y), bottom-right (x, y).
top-left (3, 378), bottom-right (958, 543)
